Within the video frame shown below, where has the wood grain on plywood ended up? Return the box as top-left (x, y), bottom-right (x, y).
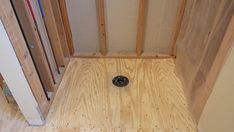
top-left (191, 14), bottom-right (234, 121)
top-left (175, 0), bottom-right (234, 121)
top-left (0, 58), bottom-right (197, 131)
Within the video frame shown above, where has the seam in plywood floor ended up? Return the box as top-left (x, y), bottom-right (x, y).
top-left (0, 58), bottom-right (197, 132)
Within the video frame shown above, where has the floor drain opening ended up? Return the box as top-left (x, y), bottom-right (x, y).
top-left (112, 75), bottom-right (129, 87)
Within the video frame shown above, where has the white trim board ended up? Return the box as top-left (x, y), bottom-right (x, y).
top-left (0, 20), bottom-right (45, 125)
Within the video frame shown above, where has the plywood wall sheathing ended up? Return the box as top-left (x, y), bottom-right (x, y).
top-left (175, 0), bottom-right (234, 121)
top-left (192, 14), bottom-right (234, 121)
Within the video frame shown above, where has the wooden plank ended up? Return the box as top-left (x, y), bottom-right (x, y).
top-left (50, 0), bottom-right (70, 58)
top-left (73, 52), bottom-right (175, 59)
top-left (170, 0), bottom-right (186, 55)
top-left (58, 0), bottom-right (75, 55)
top-left (11, 0), bottom-right (56, 92)
top-left (29, 0), bottom-right (59, 81)
top-left (40, 0), bottom-right (65, 68)
top-left (136, 0), bottom-right (146, 56)
top-left (96, 0), bottom-right (107, 56)
top-left (189, 1), bottom-right (234, 121)
top-left (0, 0), bottom-right (48, 117)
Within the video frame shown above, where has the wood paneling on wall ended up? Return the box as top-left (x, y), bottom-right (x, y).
top-left (175, 0), bottom-right (234, 121)
top-left (198, 47), bottom-right (234, 132)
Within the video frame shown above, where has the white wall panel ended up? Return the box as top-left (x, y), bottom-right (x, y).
top-left (144, 0), bottom-right (179, 54)
top-left (66, 0), bottom-right (99, 53)
top-left (104, 0), bottom-right (139, 52)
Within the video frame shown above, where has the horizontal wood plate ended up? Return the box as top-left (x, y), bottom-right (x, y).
top-left (73, 52), bottom-right (175, 59)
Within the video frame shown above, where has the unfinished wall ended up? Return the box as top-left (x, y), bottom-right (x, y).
top-left (175, 0), bottom-right (234, 121)
top-left (198, 47), bottom-right (234, 132)
top-left (66, 0), bottom-right (180, 55)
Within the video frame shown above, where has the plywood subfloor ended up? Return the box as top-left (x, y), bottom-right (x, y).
top-left (0, 58), bottom-right (197, 132)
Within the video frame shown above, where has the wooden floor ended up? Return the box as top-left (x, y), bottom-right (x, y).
top-left (0, 58), bottom-right (197, 132)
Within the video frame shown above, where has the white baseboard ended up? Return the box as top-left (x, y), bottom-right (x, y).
top-left (27, 118), bottom-right (45, 126)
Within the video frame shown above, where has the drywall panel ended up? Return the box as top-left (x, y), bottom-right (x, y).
top-left (198, 47), bottom-right (234, 132)
top-left (104, 0), bottom-right (139, 52)
top-left (66, 0), bottom-right (99, 53)
top-left (144, 0), bottom-right (179, 54)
